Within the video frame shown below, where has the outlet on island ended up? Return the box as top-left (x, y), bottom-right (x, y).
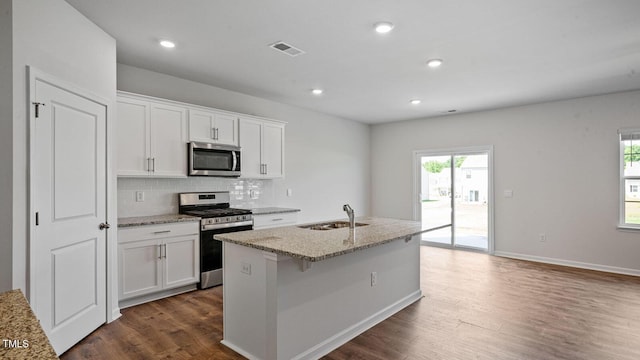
top-left (241, 262), bottom-right (251, 275)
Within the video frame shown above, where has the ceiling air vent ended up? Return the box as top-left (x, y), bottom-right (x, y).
top-left (269, 41), bottom-right (305, 57)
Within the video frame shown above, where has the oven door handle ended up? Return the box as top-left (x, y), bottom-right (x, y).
top-left (201, 220), bottom-right (253, 231)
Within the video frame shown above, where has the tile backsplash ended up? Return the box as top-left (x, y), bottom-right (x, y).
top-left (118, 177), bottom-right (274, 218)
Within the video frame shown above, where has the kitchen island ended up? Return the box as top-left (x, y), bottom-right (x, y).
top-left (215, 217), bottom-right (425, 360)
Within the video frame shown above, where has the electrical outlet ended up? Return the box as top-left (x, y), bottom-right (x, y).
top-left (539, 233), bottom-right (547, 242)
top-left (287, 188), bottom-right (293, 197)
top-left (241, 262), bottom-right (251, 275)
top-left (135, 191), bottom-right (145, 202)
top-left (371, 272), bottom-right (377, 287)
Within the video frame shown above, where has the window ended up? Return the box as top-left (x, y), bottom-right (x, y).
top-left (620, 130), bottom-right (640, 228)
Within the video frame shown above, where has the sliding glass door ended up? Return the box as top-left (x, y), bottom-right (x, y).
top-left (415, 148), bottom-right (492, 251)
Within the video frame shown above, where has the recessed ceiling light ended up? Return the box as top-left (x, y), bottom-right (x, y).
top-left (311, 89), bottom-right (323, 95)
top-left (159, 40), bottom-right (176, 48)
top-left (374, 22), bottom-right (394, 34)
top-left (427, 59), bottom-right (443, 68)
top-left (410, 99), bottom-right (421, 105)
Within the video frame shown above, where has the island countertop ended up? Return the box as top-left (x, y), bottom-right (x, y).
top-left (214, 216), bottom-right (425, 262)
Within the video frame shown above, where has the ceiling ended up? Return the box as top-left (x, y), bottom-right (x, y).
top-left (65, 0), bottom-right (640, 124)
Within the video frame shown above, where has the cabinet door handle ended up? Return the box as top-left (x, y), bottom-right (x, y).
top-left (158, 244), bottom-right (163, 259)
top-left (211, 127), bottom-right (215, 139)
top-left (147, 157), bottom-right (152, 172)
top-left (215, 128), bottom-right (219, 140)
top-left (151, 158), bottom-right (156, 172)
top-left (264, 163), bottom-right (268, 175)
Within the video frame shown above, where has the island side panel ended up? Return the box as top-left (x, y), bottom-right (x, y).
top-left (222, 242), bottom-right (269, 359)
top-left (276, 235), bottom-right (421, 359)
top-left (222, 236), bottom-right (421, 360)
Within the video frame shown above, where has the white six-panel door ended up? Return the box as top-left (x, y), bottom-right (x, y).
top-left (32, 76), bottom-right (107, 355)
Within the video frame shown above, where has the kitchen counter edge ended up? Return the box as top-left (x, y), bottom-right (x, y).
top-left (251, 207), bottom-right (301, 215)
top-left (118, 214), bottom-right (201, 228)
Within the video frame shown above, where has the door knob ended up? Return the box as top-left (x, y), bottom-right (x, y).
top-left (99, 223), bottom-right (111, 230)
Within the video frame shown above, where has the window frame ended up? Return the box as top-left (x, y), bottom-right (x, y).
top-left (619, 128), bottom-right (640, 230)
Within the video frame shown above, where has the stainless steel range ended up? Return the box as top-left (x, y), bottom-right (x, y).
top-left (179, 191), bottom-right (253, 289)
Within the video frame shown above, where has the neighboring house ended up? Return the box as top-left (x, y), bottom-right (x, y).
top-left (625, 161), bottom-right (640, 200)
top-left (459, 155), bottom-right (488, 203)
top-left (421, 166), bottom-right (451, 200)
top-left (421, 154), bottom-right (488, 203)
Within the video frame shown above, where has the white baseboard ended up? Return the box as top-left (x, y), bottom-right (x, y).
top-left (494, 251), bottom-right (640, 277)
top-left (220, 340), bottom-right (258, 360)
top-left (118, 284), bottom-right (198, 309)
top-left (109, 308), bottom-right (122, 323)
top-left (292, 290), bottom-right (424, 360)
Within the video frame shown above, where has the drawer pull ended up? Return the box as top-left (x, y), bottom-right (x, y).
top-left (153, 230), bottom-right (171, 234)
top-left (272, 218), bottom-right (284, 221)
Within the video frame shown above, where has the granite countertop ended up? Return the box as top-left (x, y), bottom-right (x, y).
top-left (0, 289), bottom-right (58, 359)
top-left (215, 217), bottom-right (425, 262)
top-left (251, 207), bottom-right (301, 215)
top-left (118, 214), bottom-right (200, 228)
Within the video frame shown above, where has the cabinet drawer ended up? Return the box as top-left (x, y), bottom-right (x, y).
top-left (253, 212), bottom-right (298, 230)
top-left (118, 222), bottom-right (199, 244)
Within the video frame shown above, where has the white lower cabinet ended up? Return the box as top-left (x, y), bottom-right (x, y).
top-left (253, 212), bottom-right (298, 230)
top-left (118, 222), bottom-right (199, 307)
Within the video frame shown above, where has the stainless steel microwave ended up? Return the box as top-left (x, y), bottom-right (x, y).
top-left (188, 142), bottom-right (241, 177)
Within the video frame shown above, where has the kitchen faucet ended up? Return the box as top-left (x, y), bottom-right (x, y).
top-left (343, 204), bottom-right (355, 229)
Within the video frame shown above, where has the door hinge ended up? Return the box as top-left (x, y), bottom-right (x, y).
top-left (32, 102), bottom-right (45, 118)
top-left (35, 212), bottom-right (39, 226)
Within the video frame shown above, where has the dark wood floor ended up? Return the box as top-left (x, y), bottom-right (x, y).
top-left (61, 247), bottom-right (640, 360)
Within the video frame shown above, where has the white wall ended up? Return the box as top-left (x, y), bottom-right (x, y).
top-left (371, 90), bottom-right (640, 273)
top-left (0, 0), bottom-right (13, 291)
top-left (5, 0), bottom-right (116, 293)
top-left (116, 64), bottom-right (371, 223)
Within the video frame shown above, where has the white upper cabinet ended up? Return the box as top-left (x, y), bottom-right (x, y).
top-left (117, 91), bottom-right (286, 179)
top-left (117, 92), bottom-right (188, 177)
top-left (239, 117), bottom-right (285, 178)
top-left (188, 109), bottom-right (239, 146)
top-left (149, 103), bottom-right (188, 177)
top-left (117, 96), bottom-right (150, 176)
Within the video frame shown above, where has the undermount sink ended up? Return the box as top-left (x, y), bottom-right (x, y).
top-left (298, 221), bottom-right (368, 231)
